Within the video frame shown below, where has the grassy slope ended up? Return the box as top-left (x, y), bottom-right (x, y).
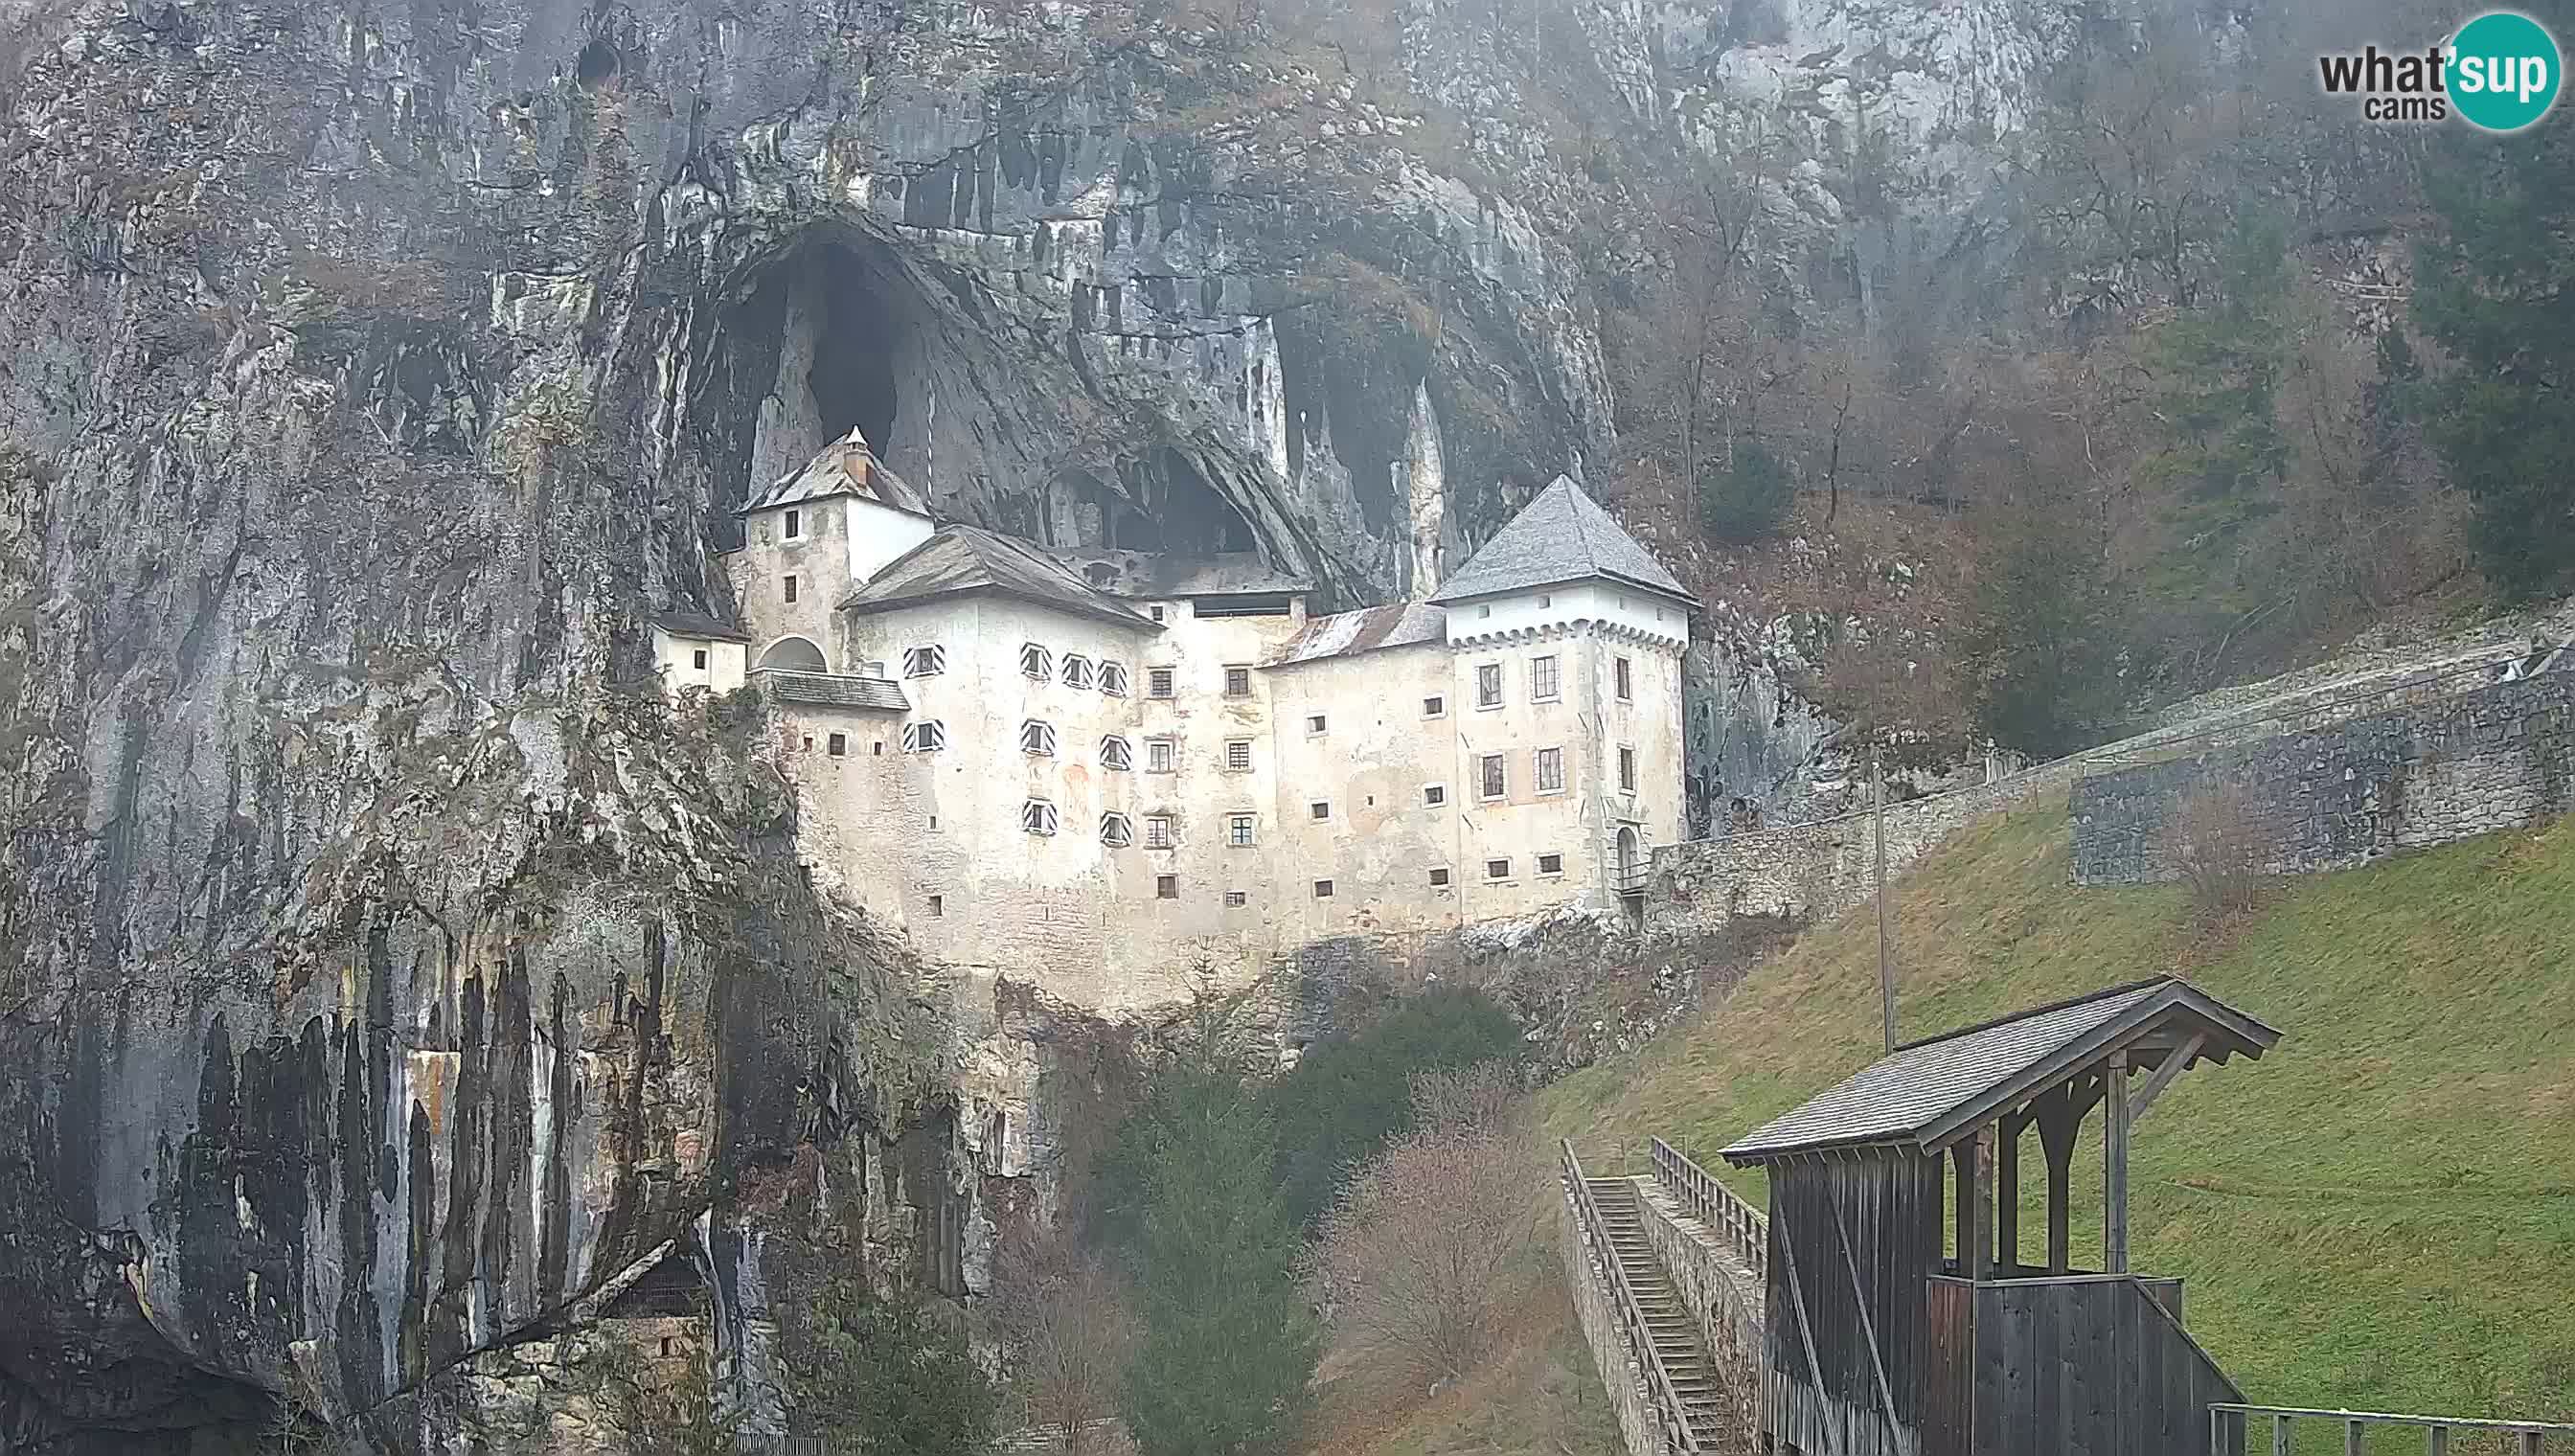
top-left (1309, 1274), bottom-right (1625, 1456)
top-left (1544, 801), bottom-right (2575, 1423)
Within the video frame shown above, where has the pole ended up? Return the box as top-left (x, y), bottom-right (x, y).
top-left (1875, 743), bottom-right (1895, 1054)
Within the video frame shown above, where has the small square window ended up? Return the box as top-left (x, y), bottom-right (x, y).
top-left (1100, 812), bottom-right (1134, 848)
top-left (926, 894), bottom-right (944, 918)
top-left (1538, 592), bottom-right (1552, 608)
top-left (1424, 695), bottom-right (1446, 717)
top-left (785, 509), bottom-right (803, 539)
top-left (1486, 857), bottom-right (1512, 881)
top-left (1225, 739), bottom-right (1253, 772)
top-left (1228, 814), bottom-right (1256, 847)
top-left (1424, 785), bottom-right (1447, 807)
top-left (1223, 665), bottom-right (1251, 697)
top-left (827, 733), bottom-right (848, 757)
top-left (1532, 655), bottom-right (1560, 702)
top-left (927, 814), bottom-right (938, 830)
top-left (689, 648), bottom-right (707, 670)
top-left (1022, 800), bottom-right (1059, 836)
top-left (1146, 815), bottom-right (1174, 849)
top-left (1310, 801), bottom-right (1330, 820)
top-left (1147, 739), bottom-right (1176, 773)
top-left (873, 740), bottom-right (883, 756)
top-left (904, 645), bottom-right (946, 678)
top-left (1307, 714), bottom-right (1327, 734)
top-left (1020, 643), bottom-right (1053, 680)
top-left (801, 736), bottom-right (813, 751)
top-left (1155, 874), bottom-right (1178, 899)
top-left (1151, 604), bottom-right (1167, 623)
top-left (783, 575), bottom-right (799, 603)
top-left (1476, 663), bottom-right (1503, 708)
top-left (903, 720), bottom-right (946, 752)
top-left (1429, 868), bottom-right (1451, 887)
top-left (1148, 667), bottom-right (1175, 698)
top-left (1538, 853), bottom-right (1564, 876)
top-left (1312, 879), bottom-right (1334, 899)
top-left (1478, 604), bottom-right (1492, 619)
top-left (1224, 890), bottom-right (1247, 908)
top-left (1614, 656), bottom-right (1633, 701)
top-left (1100, 661), bottom-right (1128, 695)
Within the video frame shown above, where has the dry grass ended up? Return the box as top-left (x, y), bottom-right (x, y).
top-left (1303, 1273), bottom-right (1624, 1456)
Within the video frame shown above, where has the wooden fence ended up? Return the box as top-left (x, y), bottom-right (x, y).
top-left (2211, 1404), bottom-right (2575, 1454)
top-left (1561, 1139), bottom-right (1702, 1454)
top-left (1647, 1136), bottom-right (1766, 1284)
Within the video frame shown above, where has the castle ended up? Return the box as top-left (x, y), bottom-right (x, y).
top-left (654, 430), bottom-right (1695, 1012)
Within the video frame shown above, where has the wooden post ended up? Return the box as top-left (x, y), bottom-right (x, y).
top-left (2036, 1083), bottom-right (2081, 1275)
top-left (1952, 1140), bottom-right (1980, 1279)
top-left (1874, 746), bottom-right (1895, 1055)
top-left (1995, 1114), bottom-right (2022, 1273)
top-left (1975, 1126), bottom-right (1998, 1277)
top-left (2106, 1053), bottom-right (2131, 1275)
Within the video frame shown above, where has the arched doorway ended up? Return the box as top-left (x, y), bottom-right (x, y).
top-left (756, 635), bottom-right (828, 671)
top-left (1615, 827), bottom-right (1642, 888)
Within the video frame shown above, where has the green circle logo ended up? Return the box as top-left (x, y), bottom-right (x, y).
top-left (2447, 11), bottom-right (2562, 131)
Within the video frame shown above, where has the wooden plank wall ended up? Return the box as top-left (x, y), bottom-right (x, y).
top-left (1946, 1276), bottom-right (2245, 1456)
top-left (1762, 1154), bottom-right (1945, 1456)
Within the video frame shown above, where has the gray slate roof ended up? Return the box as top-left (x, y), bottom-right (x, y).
top-left (1428, 476), bottom-right (1697, 607)
top-left (838, 526), bottom-right (1158, 628)
top-left (650, 609), bottom-right (752, 644)
top-left (1268, 603), bottom-right (1447, 668)
top-left (756, 669), bottom-right (909, 711)
top-left (741, 429), bottom-right (929, 516)
top-left (1720, 978), bottom-right (2280, 1164)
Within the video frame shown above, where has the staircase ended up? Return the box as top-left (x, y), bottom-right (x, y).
top-left (1585, 1176), bottom-right (1735, 1447)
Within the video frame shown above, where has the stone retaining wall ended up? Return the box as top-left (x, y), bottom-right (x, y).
top-left (1558, 1189), bottom-right (1675, 1456)
top-left (2072, 671), bottom-right (2575, 884)
top-left (1631, 1179), bottom-right (1762, 1439)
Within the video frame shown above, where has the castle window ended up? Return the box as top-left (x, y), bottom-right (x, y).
top-left (783, 575), bottom-right (799, 603)
top-left (1537, 746), bottom-right (1564, 795)
top-left (1539, 592), bottom-right (1552, 608)
top-left (1307, 714), bottom-right (1327, 735)
top-left (1224, 739), bottom-right (1253, 772)
top-left (1100, 812), bottom-right (1133, 848)
top-left (1021, 800), bottom-right (1059, 836)
top-left (1476, 663), bottom-right (1503, 708)
top-left (1478, 604), bottom-right (1492, 619)
top-left (1429, 867), bottom-right (1451, 887)
top-left (692, 649), bottom-right (708, 670)
top-left (1619, 746), bottom-right (1637, 792)
top-left (1101, 736), bottom-right (1133, 771)
top-left (927, 895), bottom-right (944, 917)
top-left (903, 720), bottom-right (946, 752)
top-left (1424, 694), bottom-right (1446, 718)
top-left (1223, 665), bottom-right (1252, 697)
top-left (1148, 667), bottom-right (1175, 698)
top-left (1310, 801), bottom-right (1330, 820)
top-left (1100, 661), bottom-right (1129, 696)
top-left (1150, 605), bottom-right (1167, 623)
top-left (873, 741), bottom-right (883, 756)
top-left (1486, 857), bottom-right (1512, 880)
top-left (1228, 814), bottom-right (1256, 847)
top-left (1020, 719), bottom-right (1058, 757)
top-left (1061, 654), bottom-right (1094, 690)
top-left (1614, 656), bottom-right (1632, 701)
top-left (1312, 879), bottom-right (1334, 899)
top-left (1146, 814), bottom-right (1174, 849)
top-left (1479, 754), bottom-right (1506, 801)
top-left (863, 660), bottom-right (887, 680)
top-left (1424, 784), bottom-right (1447, 807)
top-left (903, 645), bottom-right (946, 678)
top-left (785, 509), bottom-right (803, 539)
top-left (1532, 654), bottom-right (1560, 702)
top-left (1147, 739), bottom-right (1177, 773)
top-left (1020, 643), bottom-right (1052, 680)
top-left (828, 733), bottom-right (848, 757)
top-left (1155, 874), bottom-right (1178, 899)
top-left (1225, 890), bottom-right (1247, 907)
top-left (1538, 853), bottom-right (1564, 876)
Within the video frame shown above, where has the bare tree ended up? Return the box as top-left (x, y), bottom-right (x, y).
top-left (2163, 782), bottom-right (2270, 922)
top-left (995, 1236), bottom-right (1138, 1455)
top-left (1309, 1063), bottom-right (1536, 1383)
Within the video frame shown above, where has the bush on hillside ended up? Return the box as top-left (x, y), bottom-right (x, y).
top-left (1698, 441), bottom-right (1794, 543)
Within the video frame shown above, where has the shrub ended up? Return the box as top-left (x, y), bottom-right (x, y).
top-left (1698, 441), bottom-right (1794, 543)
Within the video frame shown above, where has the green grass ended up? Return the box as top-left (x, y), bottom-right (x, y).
top-left (1544, 801), bottom-right (2575, 1426)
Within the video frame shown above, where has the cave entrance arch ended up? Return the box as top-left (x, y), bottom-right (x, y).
top-left (734, 235), bottom-right (922, 519)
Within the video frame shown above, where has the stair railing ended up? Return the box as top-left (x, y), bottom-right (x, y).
top-left (1649, 1136), bottom-right (1767, 1283)
top-left (2210, 1404), bottom-right (2575, 1455)
top-left (1561, 1139), bottom-right (1703, 1455)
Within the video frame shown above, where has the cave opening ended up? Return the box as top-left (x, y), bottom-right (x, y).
top-left (1126, 447), bottom-right (1254, 556)
top-left (733, 239), bottom-right (921, 517)
top-left (806, 249), bottom-right (901, 459)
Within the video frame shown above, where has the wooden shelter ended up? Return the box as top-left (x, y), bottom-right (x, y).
top-left (1719, 977), bottom-right (2281, 1456)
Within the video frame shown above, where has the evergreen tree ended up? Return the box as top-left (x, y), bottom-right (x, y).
top-left (2147, 213), bottom-right (2293, 505)
top-left (1951, 509), bottom-right (2139, 760)
top-left (2410, 64), bottom-right (2575, 602)
top-left (787, 1274), bottom-right (999, 1455)
top-left (1115, 1065), bottom-right (1320, 1456)
top-left (1698, 440), bottom-right (1794, 543)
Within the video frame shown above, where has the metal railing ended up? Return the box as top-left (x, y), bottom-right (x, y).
top-left (1561, 1139), bottom-right (1702, 1454)
top-left (2211, 1404), bottom-right (2575, 1454)
top-left (1649, 1136), bottom-right (1766, 1282)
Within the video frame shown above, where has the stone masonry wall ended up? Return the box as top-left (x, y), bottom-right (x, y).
top-left (1558, 1187), bottom-right (1675, 1456)
top-left (1644, 759), bottom-right (2085, 933)
top-left (1631, 1179), bottom-right (1761, 1440)
top-left (2072, 670), bottom-right (2575, 885)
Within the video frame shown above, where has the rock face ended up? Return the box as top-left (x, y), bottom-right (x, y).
top-left (0, 0), bottom-right (2116, 1444)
